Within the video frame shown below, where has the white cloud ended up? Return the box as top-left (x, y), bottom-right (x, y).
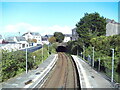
top-left (2, 23), bottom-right (74, 36)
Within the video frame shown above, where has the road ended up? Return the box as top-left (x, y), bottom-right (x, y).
top-left (41, 52), bottom-right (79, 88)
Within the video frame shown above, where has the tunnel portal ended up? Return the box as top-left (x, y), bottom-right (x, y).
top-left (56, 46), bottom-right (67, 52)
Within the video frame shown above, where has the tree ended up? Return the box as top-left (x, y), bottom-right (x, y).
top-left (54, 32), bottom-right (64, 43)
top-left (66, 40), bottom-right (82, 55)
top-left (48, 36), bottom-right (56, 44)
top-left (76, 12), bottom-right (106, 47)
top-left (31, 39), bottom-right (37, 43)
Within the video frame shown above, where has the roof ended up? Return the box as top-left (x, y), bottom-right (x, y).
top-left (106, 19), bottom-right (120, 24)
top-left (72, 28), bottom-right (77, 31)
top-left (5, 36), bottom-right (26, 43)
top-left (23, 32), bottom-right (40, 36)
top-left (64, 34), bottom-right (72, 37)
top-left (0, 35), bottom-right (2, 39)
top-left (5, 37), bottom-right (15, 43)
top-left (44, 35), bottom-right (53, 38)
top-left (30, 32), bottom-right (40, 36)
top-left (15, 36), bottom-right (26, 41)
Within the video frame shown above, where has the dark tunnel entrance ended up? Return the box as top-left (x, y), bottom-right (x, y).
top-left (56, 46), bottom-right (67, 52)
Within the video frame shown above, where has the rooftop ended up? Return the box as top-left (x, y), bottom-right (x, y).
top-left (15, 36), bottom-right (26, 41)
top-left (23, 32), bottom-right (41, 36)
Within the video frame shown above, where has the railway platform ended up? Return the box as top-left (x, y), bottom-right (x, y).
top-left (72, 55), bottom-right (115, 89)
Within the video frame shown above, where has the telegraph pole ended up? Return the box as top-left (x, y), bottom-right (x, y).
top-left (92, 47), bottom-right (94, 68)
top-left (111, 48), bottom-right (114, 83)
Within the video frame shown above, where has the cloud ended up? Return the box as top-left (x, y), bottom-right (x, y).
top-left (2, 23), bottom-right (74, 36)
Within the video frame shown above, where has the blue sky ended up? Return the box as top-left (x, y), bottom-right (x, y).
top-left (1, 2), bottom-right (119, 38)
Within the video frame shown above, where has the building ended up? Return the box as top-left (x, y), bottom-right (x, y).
top-left (4, 36), bottom-right (28, 50)
top-left (63, 34), bottom-right (72, 42)
top-left (106, 19), bottom-right (120, 36)
top-left (22, 32), bottom-right (42, 44)
top-left (45, 34), bottom-right (53, 38)
top-left (72, 28), bottom-right (79, 41)
top-left (41, 35), bottom-right (50, 45)
top-left (0, 35), bottom-right (3, 44)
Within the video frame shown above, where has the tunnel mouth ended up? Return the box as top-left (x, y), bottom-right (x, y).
top-left (56, 46), bottom-right (67, 52)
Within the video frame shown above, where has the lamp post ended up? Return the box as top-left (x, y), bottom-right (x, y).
top-left (42, 44), bottom-right (43, 63)
top-left (26, 46), bottom-right (28, 74)
top-left (48, 44), bottom-right (49, 56)
top-left (98, 58), bottom-right (100, 71)
top-left (77, 45), bottom-right (78, 56)
top-left (92, 47), bottom-right (94, 68)
top-left (83, 45), bottom-right (85, 59)
top-left (33, 56), bottom-right (36, 63)
top-left (111, 48), bottom-right (114, 83)
top-left (81, 52), bottom-right (82, 58)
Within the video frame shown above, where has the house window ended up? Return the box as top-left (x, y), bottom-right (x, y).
top-left (22, 44), bottom-right (25, 48)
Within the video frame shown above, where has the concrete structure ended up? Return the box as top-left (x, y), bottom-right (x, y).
top-left (106, 19), bottom-right (120, 36)
top-left (72, 28), bottom-right (79, 41)
top-left (72, 55), bottom-right (113, 88)
top-left (63, 34), bottom-right (72, 42)
top-left (22, 32), bottom-right (42, 44)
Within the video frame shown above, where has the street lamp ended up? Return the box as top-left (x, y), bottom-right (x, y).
top-left (42, 44), bottom-right (43, 63)
top-left (111, 48), bottom-right (114, 83)
top-left (92, 47), bottom-right (94, 68)
top-left (33, 56), bottom-right (36, 63)
top-left (48, 44), bottom-right (49, 56)
top-left (98, 58), bottom-right (101, 71)
top-left (81, 52), bottom-right (82, 58)
top-left (83, 45), bottom-right (85, 59)
top-left (26, 46), bottom-right (28, 74)
top-left (77, 45), bottom-right (78, 56)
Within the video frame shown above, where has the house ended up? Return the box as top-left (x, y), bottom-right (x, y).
top-left (45, 35), bottom-right (53, 38)
top-left (16, 36), bottom-right (29, 49)
top-left (4, 36), bottom-right (28, 50)
top-left (22, 32), bottom-right (42, 45)
top-left (106, 19), bottom-right (120, 36)
top-left (41, 35), bottom-right (50, 45)
top-left (0, 35), bottom-right (3, 44)
top-left (72, 28), bottom-right (79, 41)
top-left (63, 34), bottom-right (72, 42)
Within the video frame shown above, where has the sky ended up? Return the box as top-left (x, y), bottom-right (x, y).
top-left (0, 1), bottom-right (119, 38)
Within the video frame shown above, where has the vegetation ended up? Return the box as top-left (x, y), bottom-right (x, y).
top-left (48, 36), bottom-right (56, 44)
top-left (76, 12), bottom-right (106, 47)
top-left (31, 39), bottom-right (37, 43)
top-left (1, 43), bottom-right (57, 82)
top-left (54, 32), bottom-right (64, 43)
top-left (66, 12), bottom-right (120, 83)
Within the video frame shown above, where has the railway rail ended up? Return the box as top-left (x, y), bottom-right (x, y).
top-left (41, 52), bottom-right (79, 88)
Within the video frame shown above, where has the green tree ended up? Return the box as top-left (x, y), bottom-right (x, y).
top-left (48, 36), bottom-right (56, 44)
top-left (54, 32), bottom-right (64, 43)
top-left (76, 12), bottom-right (106, 47)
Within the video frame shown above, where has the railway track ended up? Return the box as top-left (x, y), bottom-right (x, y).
top-left (41, 52), bottom-right (79, 88)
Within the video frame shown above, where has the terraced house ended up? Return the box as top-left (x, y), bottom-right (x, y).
top-left (22, 32), bottom-right (42, 45)
top-left (106, 19), bottom-right (120, 36)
